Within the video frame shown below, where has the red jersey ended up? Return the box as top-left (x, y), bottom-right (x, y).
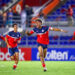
top-left (6, 31), bottom-right (21, 48)
top-left (30, 26), bottom-right (52, 45)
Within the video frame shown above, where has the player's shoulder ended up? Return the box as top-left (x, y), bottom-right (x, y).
top-left (42, 26), bottom-right (49, 30)
top-left (9, 31), bottom-right (13, 33)
top-left (42, 26), bottom-right (49, 28)
top-left (17, 32), bottom-right (21, 37)
top-left (17, 32), bottom-right (21, 36)
top-left (33, 27), bottom-right (37, 31)
top-left (17, 32), bottom-right (20, 34)
top-left (8, 31), bottom-right (13, 35)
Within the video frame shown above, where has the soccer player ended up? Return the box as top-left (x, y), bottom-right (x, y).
top-left (5, 24), bottom-right (21, 70)
top-left (25, 19), bottom-right (67, 71)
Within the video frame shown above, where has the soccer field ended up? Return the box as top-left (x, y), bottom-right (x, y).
top-left (0, 61), bottom-right (75, 75)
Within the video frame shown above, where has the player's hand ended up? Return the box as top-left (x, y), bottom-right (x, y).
top-left (61, 30), bottom-right (68, 33)
top-left (63, 30), bottom-right (68, 33)
top-left (8, 45), bottom-right (12, 48)
top-left (25, 30), bottom-right (29, 34)
top-left (17, 40), bottom-right (21, 43)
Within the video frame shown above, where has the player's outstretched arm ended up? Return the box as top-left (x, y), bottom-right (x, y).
top-left (25, 30), bottom-right (33, 36)
top-left (51, 28), bottom-right (68, 33)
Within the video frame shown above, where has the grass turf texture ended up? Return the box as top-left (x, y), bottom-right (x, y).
top-left (0, 61), bottom-right (75, 75)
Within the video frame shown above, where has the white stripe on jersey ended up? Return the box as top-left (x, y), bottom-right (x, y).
top-left (48, 27), bottom-right (53, 31)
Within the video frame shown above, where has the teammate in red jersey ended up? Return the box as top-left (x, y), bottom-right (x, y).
top-left (5, 24), bottom-right (21, 70)
top-left (25, 19), bottom-right (67, 71)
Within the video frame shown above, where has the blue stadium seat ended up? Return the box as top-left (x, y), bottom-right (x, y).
top-left (28, 42), bottom-right (32, 45)
top-left (19, 42), bottom-right (26, 45)
top-left (32, 41), bottom-right (37, 45)
top-left (69, 41), bottom-right (75, 45)
top-left (49, 41), bottom-right (58, 45)
top-left (49, 36), bottom-right (53, 40)
top-left (28, 36), bottom-right (33, 40)
top-left (60, 36), bottom-right (72, 40)
top-left (21, 36), bottom-right (26, 40)
top-left (33, 37), bottom-right (37, 40)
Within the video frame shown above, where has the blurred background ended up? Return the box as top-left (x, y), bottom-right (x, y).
top-left (0, 0), bottom-right (75, 61)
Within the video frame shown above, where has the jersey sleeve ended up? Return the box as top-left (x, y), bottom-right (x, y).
top-left (18, 33), bottom-right (21, 41)
top-left (30, 29), bottom-right (35, 34)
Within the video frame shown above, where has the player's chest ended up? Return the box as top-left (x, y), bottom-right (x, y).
top-left (35, 28), bottom-right (47, 33)
top-left (10, 33), bottom-right (19, 39)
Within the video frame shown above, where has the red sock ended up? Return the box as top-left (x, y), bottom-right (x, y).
top-left (13, 64), bottom-right (17, 68)
top-left (42, 63), bottom-right (46, 68)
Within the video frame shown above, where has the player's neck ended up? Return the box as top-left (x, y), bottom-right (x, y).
top-left (14, 30), bottom-right (17, 33)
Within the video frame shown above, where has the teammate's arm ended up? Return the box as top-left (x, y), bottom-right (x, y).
top-left (17, 38), bottom-right (21, 43)
top-left (17, 40), bottom-right (21, 44)
top-left (49, 27), bottom-right (68, 33)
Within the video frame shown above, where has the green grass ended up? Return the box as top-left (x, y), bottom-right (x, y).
top-left (0, 61), bottom-right (75, 75)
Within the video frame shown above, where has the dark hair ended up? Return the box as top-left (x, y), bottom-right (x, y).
top-left (35, 19), bottom-right (42, 24)
top-left (12, 24), bottom-right (17, 27)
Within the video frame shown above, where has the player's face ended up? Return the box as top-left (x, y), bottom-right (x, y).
top-left (35, 21), bottom-right (42, 28)
top-left (14, 25), bottom-right (18, 32)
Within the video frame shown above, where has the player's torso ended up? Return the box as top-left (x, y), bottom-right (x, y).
top-left (8, 31), bottom-right (20, 47)
top-left (9, 31), bottom-right (20, 40)
top-left (34, 26), bottom-right (49, 44)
